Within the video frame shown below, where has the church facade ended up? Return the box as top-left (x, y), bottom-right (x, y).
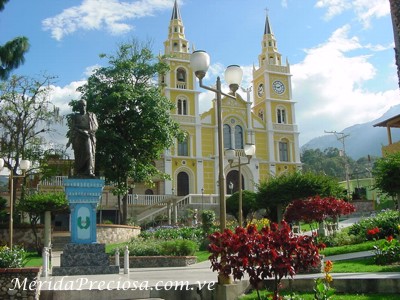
top-left (149, 1), bottom-right (302, 198)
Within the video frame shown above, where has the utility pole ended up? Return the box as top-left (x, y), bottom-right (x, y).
top-left (325, 130), bottom-right (351, 200)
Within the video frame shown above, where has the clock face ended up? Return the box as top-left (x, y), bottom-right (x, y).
top-left (257, 84), bottom-right (264, 97)
top-left (272, 80), bottom-right (285, 94)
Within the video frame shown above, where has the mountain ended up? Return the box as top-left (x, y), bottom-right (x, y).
top-left (301, 104), bottom-right (400, 159)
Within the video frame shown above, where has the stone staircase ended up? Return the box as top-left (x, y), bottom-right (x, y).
top-left (51, 233), bottom-right (70, 251)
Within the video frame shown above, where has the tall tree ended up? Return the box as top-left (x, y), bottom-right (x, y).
top-left (373, 152), bottom-right (400, 211)
top-left (256, 171), bottom-right (344, 222)
top-left (77, 40), bottom-right (183, 224)
top-left (17, 192), bottom-right (68, 254)
top-left (0, 75), bottom-right (63, 207)
top-left (0, 0), bottom-right (30, 80)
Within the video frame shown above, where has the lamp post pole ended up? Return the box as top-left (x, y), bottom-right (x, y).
top-left (226, 145), bottom-right (255, 227)
top-left (190, 50), bottom-right (243, 232)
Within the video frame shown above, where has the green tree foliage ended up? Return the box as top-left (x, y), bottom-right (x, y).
top-left (301, 148), bottom-right (375, 181)
top-left (0, 75), bottom-right (63, 206)
top-left (17, 192), bottom-right (68, 253)
top-left (77, 40), bottom-right (183, 224)
top-left (373, 152), bottom-right (400, 210)
top-left (256, 172), bottom-right (344, 222)
top-left (0, 0), bottom-right (30, 80)
top-left (226, 190), bottom-right (257, 223)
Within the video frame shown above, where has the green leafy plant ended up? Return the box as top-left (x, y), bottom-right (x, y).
top-left (201, 210), bottom-right (216, 236)
top-left (0, 246), bottom-right (27, 268)
top-left (348, 210), bottom-right (399, 240)
top-left (160, 239), bottom-right (198, 256)
top-left (373, 236), bottom-right (400, 265)
top-left (314, 260), bottom-right (335, 300)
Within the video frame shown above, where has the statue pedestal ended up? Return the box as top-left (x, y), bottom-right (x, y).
top-left (52, 178), bottom-right (119, 276)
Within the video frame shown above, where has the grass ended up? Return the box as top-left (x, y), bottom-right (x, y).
top-left (332, 257), bottom-right (400, 273)
top-left (239, 290), bottom-right (399, 300)
top-left (24, 253), bottom-right (42, 267)
top-left (195, 250), bottom-right (210, 262)
top-left (320, 240), bottom-right (376, 257)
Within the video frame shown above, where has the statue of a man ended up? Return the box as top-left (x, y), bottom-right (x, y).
top-left (66, 100), bottom-right (98, 178)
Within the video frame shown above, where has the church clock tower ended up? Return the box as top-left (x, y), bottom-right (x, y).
top-left (253, 14), bottom-right (301, 178)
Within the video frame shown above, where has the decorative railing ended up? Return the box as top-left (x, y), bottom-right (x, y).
top-left (38, 176), bottom-right (68, 186)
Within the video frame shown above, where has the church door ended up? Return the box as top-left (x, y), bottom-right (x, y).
top-left (177, 172), bottom-right (190, 196)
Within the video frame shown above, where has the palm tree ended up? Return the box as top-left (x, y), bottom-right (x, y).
top-left (389, 0), bottom-right (400, 89)
top-left (0, 0), bottom-right (30, 80)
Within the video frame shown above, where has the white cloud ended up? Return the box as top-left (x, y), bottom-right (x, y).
top-left (315, 0), bottom-right (390, 27)
top-left (42, 0), bottom-right (175, 40)
top-left (291, 25), bottom-right (399, 144)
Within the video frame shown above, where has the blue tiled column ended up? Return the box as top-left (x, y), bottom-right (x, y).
top-left (63, 179), bottom-right (105, 244)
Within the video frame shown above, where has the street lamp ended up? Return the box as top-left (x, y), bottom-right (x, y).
top-left (201, 187), bottom-right (204, 212)
top-left (226, 144), bottom-right (256, 227)
top-left (190, 50), bottom-right (243, 232)
top-left (0, 158), bottom-right (31, 249)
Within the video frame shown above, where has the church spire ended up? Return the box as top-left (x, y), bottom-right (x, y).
top-left (264, 14), bottom-right (272, 35)
top-left (171, 0), bottom-right (181, 21)
top-left (164, 0), bottom-right (189, 55)
top-left (258, 11), bottom-right (282, 67)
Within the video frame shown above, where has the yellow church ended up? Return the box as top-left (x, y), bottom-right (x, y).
top-left (127, 1), bottom-right (302, 223)
top-left (39, 1), bottom-right (302, 225)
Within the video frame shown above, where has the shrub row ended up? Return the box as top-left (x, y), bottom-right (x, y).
top-left (115, 238), bottom-right (198, 256)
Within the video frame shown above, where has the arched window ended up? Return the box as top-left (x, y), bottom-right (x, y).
top-left (177, 68), bottom-right (186, 82)
top-left (277, 107), bottom-right (286, 124)
top-left (223, 125), bottom-right (232, 149)
top-left (177, 172), bottom-right (189, 196)
top-left (178, 136), bottom-right (189, 156)
top-left (235, 125), bottom-right (243, 149)
top-left (177, 99), bottom-right (187, 115)
top-left (279, 140), bottom-right (289, 162)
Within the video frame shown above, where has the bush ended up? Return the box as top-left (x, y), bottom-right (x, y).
top-left (160, 240), bottom-right (198, 256)
top-left (373, 236), bottom-right (400, 265)
top-left (118, 238), bottom-right (198, 256)
top-left (348, 210), bottom-right (400, 240)
top-left (0, 246), bottom-right (27, 268)
top-left (139, 226), bottom-right (204, 244)
top-left (201, 210), bottom-right (215, 236)
top-left (318, 228), bottom-right (364, 247)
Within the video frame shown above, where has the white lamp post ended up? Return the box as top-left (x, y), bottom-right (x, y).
top-left (226, 144), bottom-right (255, 227)
top-left (190, 50), bottom-right (243, 232)
top-left (0, 158), bottom-right (31, 249)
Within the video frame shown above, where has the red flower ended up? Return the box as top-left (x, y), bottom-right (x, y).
top-left (387, 235), bottom-right (394, 242)
top-left (367, 227), bottom-right (380, 236)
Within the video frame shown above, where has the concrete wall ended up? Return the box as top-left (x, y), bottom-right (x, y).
top-left (96, 224), bottom-right (140, 244)
top-left (0, 226), bottom-right (44, 251)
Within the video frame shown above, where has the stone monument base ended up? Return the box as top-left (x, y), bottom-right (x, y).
top-left (52, 243), bottom-right (119, 276)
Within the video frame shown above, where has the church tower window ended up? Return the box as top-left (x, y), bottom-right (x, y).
top-left (178, 136), bottom-right (189, 156)
top-left (277, 107), bottom-right (287, 124)
top-left (279, 140), bottom-right (289, 162)
top-left (177, 98), bottom-right (187, 115)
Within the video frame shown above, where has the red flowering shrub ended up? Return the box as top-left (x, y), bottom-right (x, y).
top-left (284, 196), bottom-right (356, 226)
top-left (208, 221), bottom-right (322, 299)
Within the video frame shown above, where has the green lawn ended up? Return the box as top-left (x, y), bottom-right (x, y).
top-left (332, 257), bottom-right (400, 273)
top-left (320, 240), bottom-right (376, 257)
top-left (240, 291), bottom-right (399, 300)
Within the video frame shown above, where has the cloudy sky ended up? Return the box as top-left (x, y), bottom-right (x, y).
top-left (1, 0), bottom-right (398, 147)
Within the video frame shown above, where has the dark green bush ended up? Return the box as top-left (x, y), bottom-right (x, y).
top-left (201, 210), bottom-right (215, 236)
top-left (348, 210), bottom-right (400, 240)
top-left (118, 238), bottom-right (198, 256)
top-left (160, 239), bottom-right (198, 256)
top-left (0, 246), bottom-right (27, 268)
top-left (139, 226), bottom-right (203, 244)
